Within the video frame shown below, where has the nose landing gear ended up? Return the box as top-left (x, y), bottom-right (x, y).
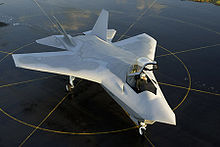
top-left (138, 120), bottom-right (155, 135)
top-left (139, 122), bottom-right (147, 135)
top-left (66, 76), bottom-right (75, 92)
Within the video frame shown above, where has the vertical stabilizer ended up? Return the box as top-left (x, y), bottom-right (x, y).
top-left (91, 9), bottom-right (109, 41)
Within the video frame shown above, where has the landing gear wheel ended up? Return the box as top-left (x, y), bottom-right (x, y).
top-left (139, 126), bottom-right (146, 135)
top-left (139, 122), bottom-right (147, 135)
top-left (66, 83), bottom-right (74, 92)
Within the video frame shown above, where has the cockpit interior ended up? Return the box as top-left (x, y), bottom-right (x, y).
top-left (126, 61), bottom-right (158, 94)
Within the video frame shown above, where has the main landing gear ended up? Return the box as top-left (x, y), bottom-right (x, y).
top-left (66, 76), bottom-right (75, 92)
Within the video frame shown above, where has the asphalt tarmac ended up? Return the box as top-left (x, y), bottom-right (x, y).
top-left (0, 0), bottom-right (220, 146)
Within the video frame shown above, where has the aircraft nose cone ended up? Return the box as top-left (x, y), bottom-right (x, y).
top-left (138, 91), bottom-right (176, 125)
top-left (157, 105), bottom-right (176, 125)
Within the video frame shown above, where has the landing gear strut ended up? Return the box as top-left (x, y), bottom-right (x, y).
top-left (66, 76), bottom-right (75, 92)
top-left (138, 120), bottom-right (155, 135)
top-left (139, 122), bottom-right (147, 135)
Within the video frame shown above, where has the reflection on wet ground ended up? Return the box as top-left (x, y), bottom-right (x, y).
top-left (0, 0), bottom-right (220, 146)
top-left (182, 0), bottom-right (220, 6)
top-left (0, 22), bottom-right (8, 27)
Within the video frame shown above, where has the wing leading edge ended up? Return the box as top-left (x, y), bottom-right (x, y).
top-left (114, 33), bottom-right (157, 61)
top-left (12, 51), bottom-right (107, 83)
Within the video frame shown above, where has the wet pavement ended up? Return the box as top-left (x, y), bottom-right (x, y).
top-left (0, 0), bottom-right (220, 146)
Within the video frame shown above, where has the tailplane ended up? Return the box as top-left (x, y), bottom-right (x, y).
top-left (36, 16), bottom-right (76, 50)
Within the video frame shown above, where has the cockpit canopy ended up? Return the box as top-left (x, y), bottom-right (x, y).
top-left (126, 57), bottom-right (158, 94)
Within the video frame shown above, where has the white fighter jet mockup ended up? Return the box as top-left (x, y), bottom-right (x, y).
top-left (12, 9), bottom-right (176, 135)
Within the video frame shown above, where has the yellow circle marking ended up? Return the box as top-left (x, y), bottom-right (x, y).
top-left (0, 1), bottom-right (191, 142)
top-left (0, 43), bottom-right (191, 136)
top-left (0, 107), bottom-right (139, 135)
top-left (157, 44), bottom-right (192, 111)
top-left (1, 1), bottom-right (216, 146)
top-left (0, 42), bottom-right (140, 135)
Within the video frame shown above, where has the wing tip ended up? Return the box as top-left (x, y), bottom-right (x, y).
top-left (12, 54), bottom-right (19, 67)
top-left (166, 113), bottom-right (176, 125)
top-left (12, 54), bottom-right (26, 69)
top-left (158, 109), bottom-right (176, 126)
top-left (142, 33), bottom-right (157, 44)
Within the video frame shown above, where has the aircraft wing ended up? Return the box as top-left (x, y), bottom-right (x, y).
top-left (12, 51), bottom-right (108, 83)
top-left (12, 47), bottom-right (175, 125)
top-left (113, 33), bottom-right (157, 60)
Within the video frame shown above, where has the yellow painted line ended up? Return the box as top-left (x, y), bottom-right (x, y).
top-left (0, 105), bottom-right (138, 135)
top-left (0, 79), bottom-right (138, 136)
top-left (0, 42), bottom-right (35, 64)
top-left (0, 54), bottom-right (9, 63)
top-left (0, 3), bottom-right (190, 146)
top-left (0, 3), bottom-right (151, 143)
top-left (0, 2), bottom-right (211, 144)
top-left (0, 98), bottom-right (139, 135)
top-left (0, 75), bottom-right (57, 89)
top-left (156, 43), bottom-right (220, 58)
top-left (157, 44), bottom-right (220, 97)
top-left (190, 88), bottom-right (220, 96)
top-left (38, 125), bottom-right (139, 135)
top-left (158, 82), bottom-right (220, 96)
top-left (0, 107), bottom-right (37, 128)
top-left (117, 0), bottom-right (157, 41)
top-left (10, 42), bottom-right (35, 54)
top-left (19, 93), bottom-right (70, 147)
top-left (118, 23), bottom-right (135, 41)
top-left (150, 15), bottom-right (220, 36)
top-left (144, 134), bottom-right (155, 147)
top-left (0, 50), bottom-right (12, 55)
top-left (158, 45), bottom-right (192, 111)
